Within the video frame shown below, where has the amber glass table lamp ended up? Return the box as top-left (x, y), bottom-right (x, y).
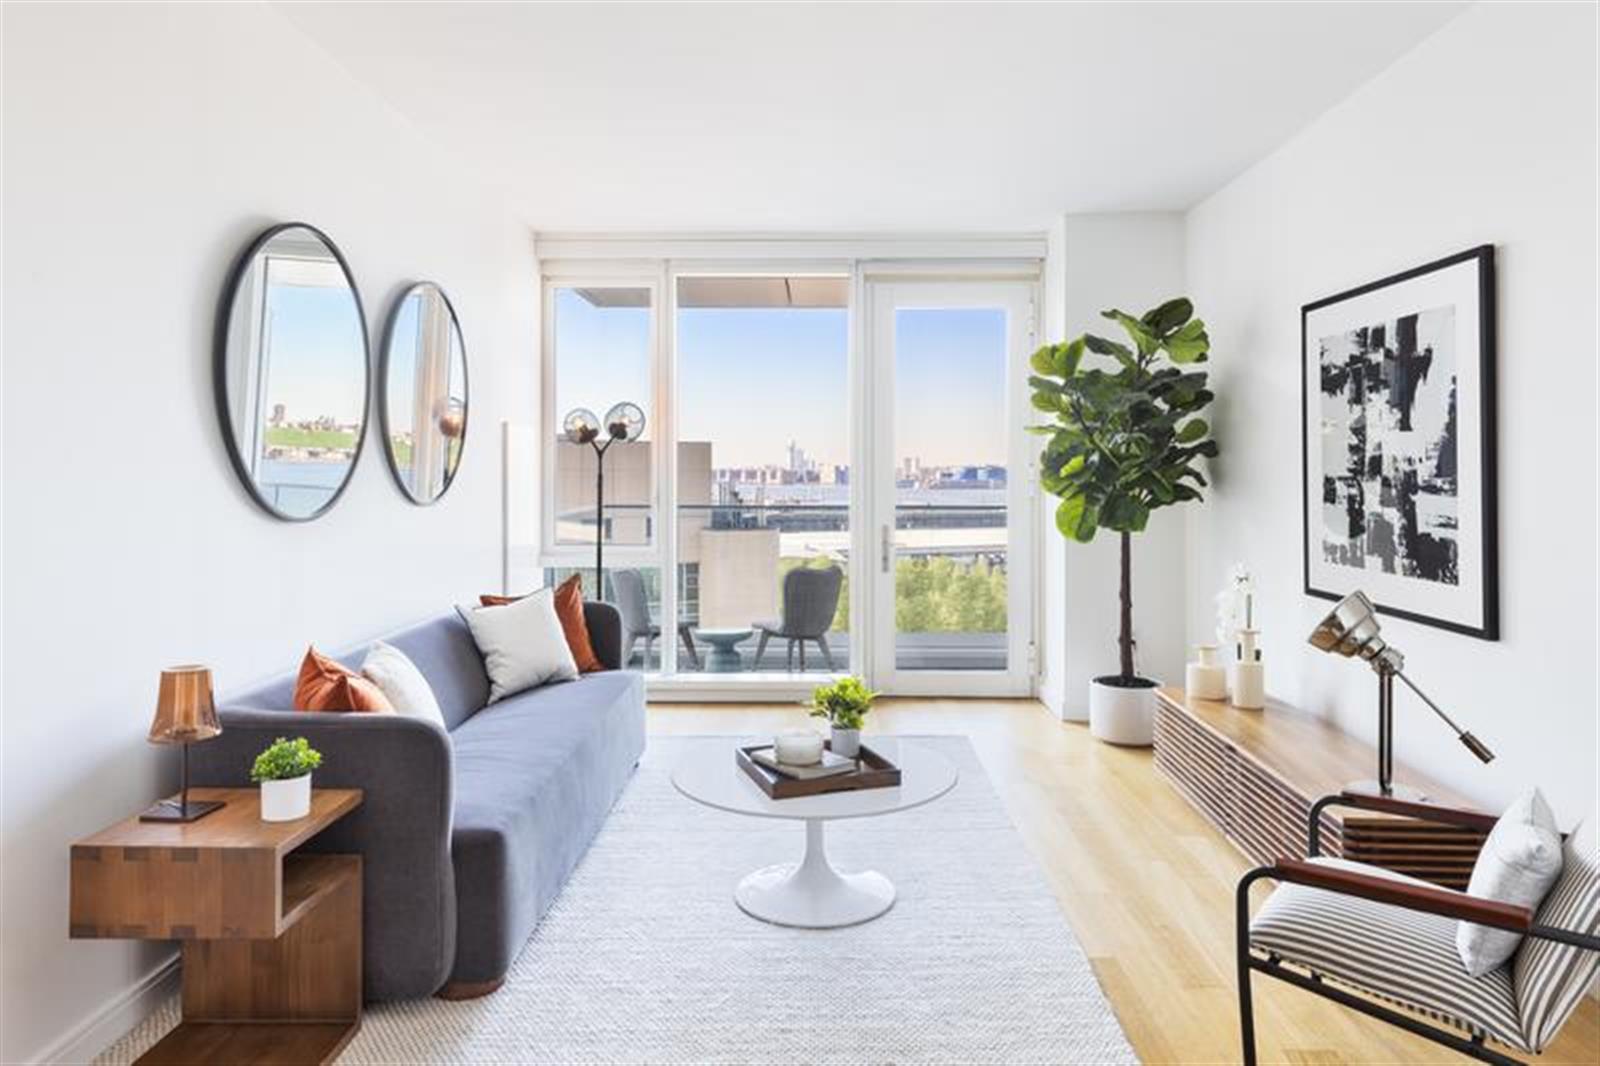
top-left (140, 665), bottom-right (225, 822)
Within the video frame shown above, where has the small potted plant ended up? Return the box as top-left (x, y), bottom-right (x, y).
top-left (808, 676), bottom-right (877, 758)
top-left (251, 736), bottom-right (323, 822)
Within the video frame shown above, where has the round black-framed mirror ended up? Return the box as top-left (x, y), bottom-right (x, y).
top-left (214, 222), bottom-right (371, 522)
top-left (378, 282), bottom-right (469, 505)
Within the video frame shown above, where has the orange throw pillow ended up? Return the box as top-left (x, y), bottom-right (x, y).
top-left (480, 575), bottom-right (605, 673)
top-left (294, 646), bottom-right (394, 712)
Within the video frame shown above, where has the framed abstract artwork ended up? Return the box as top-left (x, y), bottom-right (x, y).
top-left (1301, 245), bottom-right (1498, 639)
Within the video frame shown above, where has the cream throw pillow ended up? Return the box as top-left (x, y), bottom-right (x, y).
top-left (460, 588), bottom-right (578, 702)
top-left (1457, 787), bottom-right (1563, 976)
top-left (361, 641), bottom-right (447, 731)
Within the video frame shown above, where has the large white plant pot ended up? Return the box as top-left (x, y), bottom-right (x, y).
top-left (259, 773), bottom-right (312, 822)
top-left (1088, 677), bottom-right (1159, 746)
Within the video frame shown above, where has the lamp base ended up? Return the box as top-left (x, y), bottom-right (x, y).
top-left (139, 797), bottom-right (225, 823)
top-left (1344, 779), bottom-right (1431, 803)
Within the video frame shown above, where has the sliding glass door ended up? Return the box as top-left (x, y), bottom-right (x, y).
top-left (866, 280), bottom-right (1036, 695)
top-left (542, 264), bottom-right (1037, 695)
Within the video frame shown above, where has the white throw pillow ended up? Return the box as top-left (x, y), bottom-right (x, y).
top-left (459, 588), bottom-right (578, 703)
top-left (361, 641), bottom-right (447, 732)
top-left (1456, 787), bottom-right (1564, 976)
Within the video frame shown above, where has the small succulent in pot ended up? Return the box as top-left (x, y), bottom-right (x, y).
top-left (808, 676), bottom-right (878, 758)
top-left (251, 736), bottom-right (323, 822)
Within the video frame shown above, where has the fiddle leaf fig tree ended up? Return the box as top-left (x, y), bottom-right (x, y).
top-left (1028, 297), bottom-right (1218, 684)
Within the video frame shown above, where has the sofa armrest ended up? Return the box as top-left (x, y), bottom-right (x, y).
top-left (584, 601), bottom-right (623, 670)
top-left (188, 708), bottom-right (456, 999)
top-left (1271, 857), bottom-right (1531, 932)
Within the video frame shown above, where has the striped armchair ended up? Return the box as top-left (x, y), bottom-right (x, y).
top-left (1236, 792), bottom-right (1599, 1065)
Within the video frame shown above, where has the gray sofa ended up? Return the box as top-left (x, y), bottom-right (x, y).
top-left (189, 602), bottom-right (645, 1000)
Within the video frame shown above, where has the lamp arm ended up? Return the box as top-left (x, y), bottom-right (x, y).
top-left (1394, 670), bottom-right (1495, 763)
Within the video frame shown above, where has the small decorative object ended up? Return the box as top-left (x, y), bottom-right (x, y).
top-left (1307, 589), bottom-right (1495, 798)
top-left (1229, 630), bottom-right (1265, 710)
top-left (1302, 246), bottom-right (1498, 639)
top-left (808, 675), bottom-right (877, 759)
top-left (562, 400), bottom-right (646, 591)
top-left (773, 730), bottom-right (825, 766)
top-left (141, 665), bottom-right (226, 823)
top-left (251, 736), bottom-right (324, 822)
top-left (1185, 644), bottom-right (1227, 701)
top-left (1029, 298), bottom-right (1218, 746)
top-left (1216, 564), bottom-right (1255, 649)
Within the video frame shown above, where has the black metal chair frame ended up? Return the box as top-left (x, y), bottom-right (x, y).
top-left (1236, 792), bottom-right (1600, 1066)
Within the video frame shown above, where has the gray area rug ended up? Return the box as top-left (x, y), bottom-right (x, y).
top-left (99, 736), bottom-right (1135, 1064)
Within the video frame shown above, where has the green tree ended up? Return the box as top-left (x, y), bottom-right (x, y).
top-left (1029, 298), bottom-right (1218, 681)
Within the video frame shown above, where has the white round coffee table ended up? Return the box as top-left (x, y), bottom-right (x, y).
top-left (671, 738), bottom-right (958, 928)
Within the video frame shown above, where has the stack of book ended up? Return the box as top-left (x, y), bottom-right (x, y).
top-left (749, 746), bottom-right (858, 781)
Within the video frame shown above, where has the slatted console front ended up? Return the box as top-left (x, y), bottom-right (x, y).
top-left (1153, 688), bottom-right (1486, 889)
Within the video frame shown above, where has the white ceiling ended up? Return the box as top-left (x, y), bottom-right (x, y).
top-left (279, 1), bottom-right (1466, 232)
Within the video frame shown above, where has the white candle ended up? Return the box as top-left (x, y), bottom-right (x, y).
top-left (774, 730), bottom-right (825, 766)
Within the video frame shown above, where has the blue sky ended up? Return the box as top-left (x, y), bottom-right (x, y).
top-left (554, 288), bottom-right (1007, 469)
top-left (264, 275), bottom-right (366, 424)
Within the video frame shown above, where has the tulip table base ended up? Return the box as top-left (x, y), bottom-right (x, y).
top-left (734, 818), bottom-right (895, 928)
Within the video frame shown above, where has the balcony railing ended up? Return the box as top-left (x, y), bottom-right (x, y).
top-left (549, 500), bottom-right (1008, 674)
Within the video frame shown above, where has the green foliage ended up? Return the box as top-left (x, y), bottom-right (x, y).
top-left (808, 675), bottom-right (878, 730)
top-left (894, 556), bottom-right (1006, 633)
top-left (1029, 297), bottom-right (1219, 544)
top-left (250, 736), bottom-right (323, 783)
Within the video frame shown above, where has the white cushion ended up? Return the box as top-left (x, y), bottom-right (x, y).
top-left (1457, 788), bottom-right (1563, 976)
top-left (459, 588), bottom-right (578, 702)
top-left (361, 641), bottom-right (446, 731)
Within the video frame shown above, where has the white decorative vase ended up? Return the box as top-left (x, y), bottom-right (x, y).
top-left (1185, 644), bottom-right (1227, 701)
top-left (1229, 629), bottom-right (1265, 710)
top-left (830, 726), bottom-right (861, 759)
top-left (260, 773), bottom-right (312, 822)
top-left (1088, 676), bottom-right (1159, 746)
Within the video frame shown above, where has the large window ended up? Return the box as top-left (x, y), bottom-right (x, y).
top-left (540, 251), bottom-right (1038, 694)
top-left (675, 276), bottom-right (851, 673)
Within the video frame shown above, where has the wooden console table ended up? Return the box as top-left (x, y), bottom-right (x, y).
top-left (1153, 688), bottom-right (1487, 889)
top-left (70, 787), bottom-right (363, 1065)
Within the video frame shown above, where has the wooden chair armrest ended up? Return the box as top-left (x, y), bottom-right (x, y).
top-left (1272, 857), bottom-right (1532, 932)
top-left (1331, 790), bottom-right (1499, 832)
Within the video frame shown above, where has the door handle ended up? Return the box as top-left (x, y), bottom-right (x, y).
top-left (881, 524), bottom-right (891, 573)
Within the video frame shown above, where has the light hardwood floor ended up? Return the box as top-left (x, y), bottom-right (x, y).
top-left (649, 697), bottom-right (1598, 1065)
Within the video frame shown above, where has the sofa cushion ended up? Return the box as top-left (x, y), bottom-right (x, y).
top-left (446, 670), bottom-right (646, 983)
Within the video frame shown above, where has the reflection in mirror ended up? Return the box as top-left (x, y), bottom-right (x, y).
top-left (216, 223), bottom-right (369, 520)
top-left (381, 283), bottom-right (467, 504)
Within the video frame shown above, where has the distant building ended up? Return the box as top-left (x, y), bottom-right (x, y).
top-left (269, 403), bottom-right (286, 426)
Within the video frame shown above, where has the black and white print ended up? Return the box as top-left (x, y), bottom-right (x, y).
top-left (1302, 246), bottom-right (1498, 640)
top-left (1318, 306), bottom-right (1459, 584)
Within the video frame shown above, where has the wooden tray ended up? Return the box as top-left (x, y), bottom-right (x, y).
top-left (736, 742), bottom-right (903, 800)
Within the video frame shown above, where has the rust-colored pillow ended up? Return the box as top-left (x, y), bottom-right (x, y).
top-left (294, 646), bottom-right (394, 712)
top-left (480, 574), bottom-right (605, 673)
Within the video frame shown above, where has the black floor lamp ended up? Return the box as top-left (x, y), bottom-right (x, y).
top-left (563, 402), bottom-right (646, 595)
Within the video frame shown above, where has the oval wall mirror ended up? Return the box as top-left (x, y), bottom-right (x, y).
top-left (379, 282), bottom-right (468, 504)
top-left (215, 223), bottom-right (370, 521)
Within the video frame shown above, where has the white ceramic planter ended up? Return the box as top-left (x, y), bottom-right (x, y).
top-left (1088, 676), bottom-right (1160, 746)
top-left (830, 726), bottom-right (861, 759)
top-left (260, 773), bottom-right (312, 822)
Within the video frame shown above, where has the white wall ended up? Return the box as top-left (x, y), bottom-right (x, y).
top-left (1184, 2), bottom-right (1598, 827)
top-left (0, 4), bottom-right (538, 1062)
top-left (1039, 213), bottom-right (1189, 719)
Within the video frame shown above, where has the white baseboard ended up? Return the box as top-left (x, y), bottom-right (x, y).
top-left (34, 954), bottom-right (178, 1065)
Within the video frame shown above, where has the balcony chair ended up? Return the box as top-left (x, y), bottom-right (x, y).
top-left (611, 568), bottom-right (698, 670)
top-left (1236, 791), bottom-right (1599, 1065)
top-left (752, 565), bottom-right (843, 672)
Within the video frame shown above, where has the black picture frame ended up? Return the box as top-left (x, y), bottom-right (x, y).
top-left (1300, 245), bottom-right (1498, 640)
